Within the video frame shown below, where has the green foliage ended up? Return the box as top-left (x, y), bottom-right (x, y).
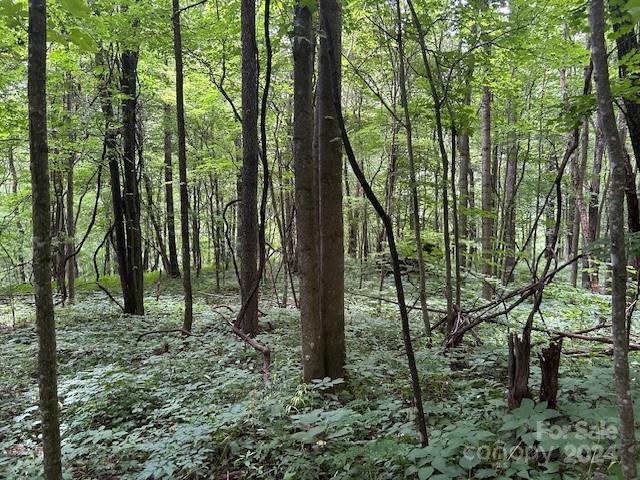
top-left (1, 273), bottom-right (639, 479)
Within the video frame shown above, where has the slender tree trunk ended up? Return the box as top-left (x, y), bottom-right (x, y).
top-left (407, 0), bottom-right (453, 329)
top-left (172, 0), bottom-right (194, 334)
top-left (8, 146), bottom-right (27, 282)
top-left (163, 104), bottom-right (181, 278)
top-left (28, 0), bottom-right (62, 476)
top-left (501, 108), bottom-right (517, 285)
top-left (140, 127), bottom-right (171, 276)
top-left (590, 2), bottom-right (637, 476)
top-left (577, 119), bottom-right (594, 290)
top-left (317, 0), bottom-right (345, 379)
top-left (53, 169), bottom-right (66, 299)
top-left (65, 88), bottom-right (76, 303)
top-left (98, 54), bottom-right (133, 311)
top-left (458, 83), bottom-right (471, 268)
top-left (395, 0), bottom-right (431, 337)
top-left (481, 85), bottom-right (493, 299)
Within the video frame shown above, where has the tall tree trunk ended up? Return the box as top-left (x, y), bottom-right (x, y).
top-left (99, 55), bottom-right (132, 310)
top-left (407, 0), bottom-right (454, 329)
top-left (317, 0), bottom-right (345, 379)
top-left (577, 119), bottom-right (594, 290)
top-left (8, 146), bottom-right (27, 282)
top-left (192, 184), bottom-right (202, 277)
top-left (53, 169), bottom-right (66, 299)
top-left (294, 2), bottom-right (323, 381)
top-left (28, 0), bottom-right (62, 476)
top-left (481, 85), bottom-right (493, 299)
top-left (172, 0), bottom-right (194, 334)
top-left (140, 125), bottom-right (171, 276)
top-left (395, 0), bottom-right (431, 337)
top-left (65, 89), bottom-right (76, 304)
top-left (590, 2), bottom-right (638, 477)
top-left (163, 104), bottom-right (181, 278)
top-left (239, 0), bottom-right (259, 335)
top-left (458, 83), bottom-right (471, 268)
top-left (501, 108), bottom-right (517, 285)
top-left (588, 119), bottom-right (605, 290)
top-left (610, 1), bottom-right (640, 169)
top-left (120, 49), bottom-right (144, 315)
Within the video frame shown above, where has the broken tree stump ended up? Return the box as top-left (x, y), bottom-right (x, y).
top-left (539, 339), bottom-right (563, 409)
top-left (507, 332), bottom-right (532, 410)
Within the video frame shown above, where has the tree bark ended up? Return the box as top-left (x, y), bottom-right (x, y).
top-left (501, 107), bottom-right (517, 285)
top-left (239, 0), bottom-right (259, 335)
top-left (539, 339), bottom-right (562, 410)
top-left (163, 103), bottom-right (181, 278)
top-left (458, 83), bottom-right (471, 268)
top-left (610, 1), bottom-right (640, 170)
top-left (317, 0), bottom-right (345, 379)
top-left (65, 86), bottom-right (76, 303)
top-left (120, 49), bottom-right (144, 315)
top-left (294, 2), bottom-right (324, 381)
top-left (7, 146), bottom-right (26, 282)
top-left (98, 54), bottom-right (131, 311)
top-left (28, 0), bottom-right (63, 476)
top-left (172, 0), bottom-right (194, 334)
top-left (481, 85), bottom-right (493, 299)
top-left (590, 2), bottom-right (637, 476)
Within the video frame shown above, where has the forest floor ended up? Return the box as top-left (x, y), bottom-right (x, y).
top-left (0, 267), bottom-right (638, 479)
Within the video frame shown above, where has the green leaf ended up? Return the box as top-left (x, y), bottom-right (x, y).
top-left (68, 27), bottom-right (96, 52)
top-left (459, 452), bottom-right (480, 470)
top-left (60, 0), bottom-right (91, 17)
top-left (418, 466), bottom-right (434, 480)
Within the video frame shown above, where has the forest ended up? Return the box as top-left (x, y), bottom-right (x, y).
top-left (1, 0), bottom-right (640, 478)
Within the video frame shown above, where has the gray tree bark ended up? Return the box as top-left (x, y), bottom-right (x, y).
top-left (590, 1), bottom-right (637, 476)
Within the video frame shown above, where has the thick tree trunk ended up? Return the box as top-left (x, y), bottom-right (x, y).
top-left (294, 3), bottom-right (323, 381)
top-left (317, 0), bottom-right (345, 379)
top-left (610, 2), bottom-right (640, 170)
top-left (28, 0), bottom-right (63, 476)
top-left (590, 2), bottom-right (638, 476)
top-left (173, 0), bottom-right (194, 334)
top-left (120, 50), bottom-right (144, 315)
top-left (239, 0), bottom-right (259, 335)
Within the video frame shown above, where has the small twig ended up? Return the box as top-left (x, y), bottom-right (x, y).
top-left (172, 0), bottom-right (207, 19)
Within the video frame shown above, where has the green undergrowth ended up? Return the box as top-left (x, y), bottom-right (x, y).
top-left (1, 277), bottom-right (639, 479)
